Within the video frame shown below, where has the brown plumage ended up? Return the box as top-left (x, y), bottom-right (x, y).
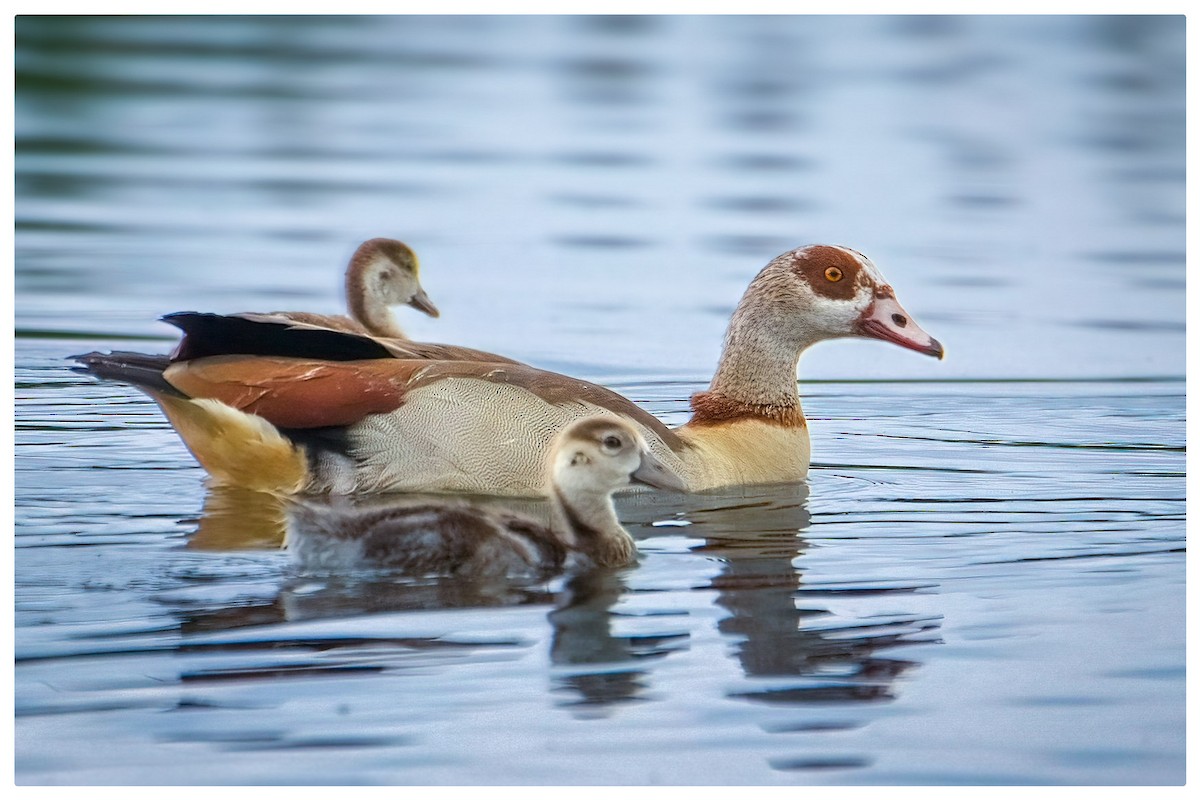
top-left (687, 390), bottom-right (808, 428)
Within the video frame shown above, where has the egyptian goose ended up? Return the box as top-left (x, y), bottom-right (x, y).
top-left (261, 238), bottom-right (439, 338)
top-left (284, 417), bottom-right (684, 577)
top-left (75, 244), bottom-right (943, 495)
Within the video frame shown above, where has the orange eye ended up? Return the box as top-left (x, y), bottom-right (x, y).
top-left (824, 266), bottom-right (843, 282)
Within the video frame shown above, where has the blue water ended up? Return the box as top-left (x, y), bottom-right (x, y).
top-left (13, 15), bottom-right (1186, 785)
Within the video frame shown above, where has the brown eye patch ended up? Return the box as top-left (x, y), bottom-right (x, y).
top-left (790, 245), bottom-right (863, 300)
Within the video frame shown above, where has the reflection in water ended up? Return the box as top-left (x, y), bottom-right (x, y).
top-left (188, 485), bottom-right (290, 550)
top-left (625, 483), bottom-right (940, 767)
top-left (549, 569), bottom-right (687, 712)
top-left (276, 572), bottom-right (557, 620)
top-left (182, 481), bottom-right (937, 725)
top-left (702, 498), bottom-right (938, 773)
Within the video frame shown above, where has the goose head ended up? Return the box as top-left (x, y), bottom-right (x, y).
top-left (738, 244), bottom-right (944, 359)
top-left (347, 237), bottom-right (440, 322)
top-left (551, 416), bottom-right (687, 499)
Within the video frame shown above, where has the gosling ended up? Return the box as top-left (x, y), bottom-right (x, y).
top-left (285, 416), bottom-right (686, 579)
top-left (266, 237), bottom-right (438, 338)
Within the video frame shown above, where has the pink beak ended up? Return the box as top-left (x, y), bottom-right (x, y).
top-left (857, 296), bottom-right (944, 359)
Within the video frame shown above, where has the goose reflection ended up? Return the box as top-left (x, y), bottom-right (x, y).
top-left (618, 482), bottom-right (940, 710)
top-left (654, 482), bottom-right (942, 775)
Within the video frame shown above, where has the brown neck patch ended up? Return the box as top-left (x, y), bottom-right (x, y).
top-left (688, 390), bottom-right (806, 428)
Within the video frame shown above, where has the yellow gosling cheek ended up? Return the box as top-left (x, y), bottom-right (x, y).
top-left (155, 394), bottom-right (308, 494)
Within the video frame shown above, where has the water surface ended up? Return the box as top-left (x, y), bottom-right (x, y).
top-left (14, 15), bottom-right (1186, 785)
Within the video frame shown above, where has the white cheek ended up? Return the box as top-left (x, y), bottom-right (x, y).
top-left (795, 281), bottom-right (872, 336)
top-left (384, 277), bottom-right (406, 302)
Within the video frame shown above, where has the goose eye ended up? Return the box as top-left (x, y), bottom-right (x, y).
top-left (602, 435), bottom-right (623, 451)
top-left (824, 266), bottom-right (843, 282)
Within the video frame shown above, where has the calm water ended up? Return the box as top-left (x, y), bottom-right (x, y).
top-left (13, 15), bottom-right (1186, 785)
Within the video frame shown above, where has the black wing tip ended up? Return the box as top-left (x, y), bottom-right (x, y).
top-left (67, 350), bottom-right (177, 395)
top-left (159, 311), bottom-right (218, 330)
top-left (163, 311), bottom-right (395, 362)
top-left (70, 349), bottom-right (156, 368)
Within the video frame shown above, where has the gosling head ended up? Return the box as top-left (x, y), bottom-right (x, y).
top-left (748, 244), bottom-right (944, 359)
top-left (348, 237), bottom-right (440, 319)
top-left (551, 416), bottom-right (687, 499)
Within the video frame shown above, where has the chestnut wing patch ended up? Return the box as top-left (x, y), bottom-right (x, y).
top-left (163, 355), bottom-right (686, 452)
top-left (164, 356), bottom-right (420, 429)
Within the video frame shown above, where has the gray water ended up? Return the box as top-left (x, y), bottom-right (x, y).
top-left (13, 15), bottom-right (1186, 785)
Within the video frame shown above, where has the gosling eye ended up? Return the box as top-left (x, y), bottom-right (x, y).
top-left (601, 435), bottom-right (624, 452)
top-left (824, 266), bottom-right (843, 282)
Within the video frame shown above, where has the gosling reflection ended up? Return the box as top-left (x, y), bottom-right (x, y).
top-left (548, 569), bottom-right (688, 712)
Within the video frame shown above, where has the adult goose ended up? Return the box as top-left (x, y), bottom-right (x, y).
top-left (75, 244), bottom-right (943, 495)
top-left (258, 237), bottom-right (440, 338)
top-left (285, 416), bottom-right (684, 577)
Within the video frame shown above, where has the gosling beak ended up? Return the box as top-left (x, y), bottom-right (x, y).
top-left (631, 449), bottom-right (688, 493)
top-left (407, 288), bottom-right (440, 318)
top-left (857, 296), bottom-right (944, 359)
